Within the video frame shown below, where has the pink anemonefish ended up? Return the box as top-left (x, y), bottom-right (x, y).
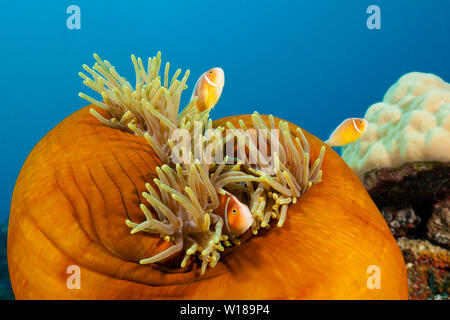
top-left (325, 118), bottom-right (368, 147)
top-left (214, 190), bottom-right (253, 237)
top-left (191, 67), bottom-right (225, 112)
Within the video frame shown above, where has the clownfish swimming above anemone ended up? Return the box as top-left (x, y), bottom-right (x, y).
top-left (190, 67), bottom-right (225, 112)
top-left (325, 118), bottom-right (368, 147)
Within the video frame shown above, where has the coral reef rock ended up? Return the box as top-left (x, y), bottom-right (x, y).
top-left (398, 237), bottom-right (449, 300)
top-left (342, 72), bottom-right (450, 180)
top-left (427, 197), bottom-right (450, 248)
top-left (382, 207), bottom-right (421, 237)
top-left (364, 161), bottom-right (450, 238)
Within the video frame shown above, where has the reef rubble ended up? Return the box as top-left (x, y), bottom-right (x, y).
top-left (398, 237), bottom-right (449, 299)
top-left (427, 197), bottom-right (450, 248)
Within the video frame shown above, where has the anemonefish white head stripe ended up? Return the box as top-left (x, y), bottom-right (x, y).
top-left (352, 119), bottom-right (363, 133)
top-left (190, 67), bottom-right (225, 113)
top-left (203, 73), bottom-right (217, 87)
top-left (223, 195), bottom-right (232, 233)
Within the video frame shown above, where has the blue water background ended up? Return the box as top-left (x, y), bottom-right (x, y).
top-left (0, 0), bottom-right (449, 221)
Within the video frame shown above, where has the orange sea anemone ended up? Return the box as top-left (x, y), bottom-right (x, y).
top-left (7, 53), bottom-right (408, 299)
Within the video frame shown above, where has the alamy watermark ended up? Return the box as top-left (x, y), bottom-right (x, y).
top-left (366, 265), bottom-right (381, 289)
top-left (66, 265), bottom-right (81, 289)
top-left (66, 5), bottom-right (81, 30)
top-left (169, 123), bottom-right (283, 175)
top-left (65, 5), bottom-right (381, 31)
top-left (366, 5), bottom-right (381, 30)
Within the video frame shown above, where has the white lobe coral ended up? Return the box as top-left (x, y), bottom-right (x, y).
top-left (342, 72), bottom-right (450, 180)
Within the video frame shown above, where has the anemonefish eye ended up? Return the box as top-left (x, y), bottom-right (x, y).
top-left (209, 70), bottom-right (213, 74)
top-left (232, 209), bottom-right (237, 215)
